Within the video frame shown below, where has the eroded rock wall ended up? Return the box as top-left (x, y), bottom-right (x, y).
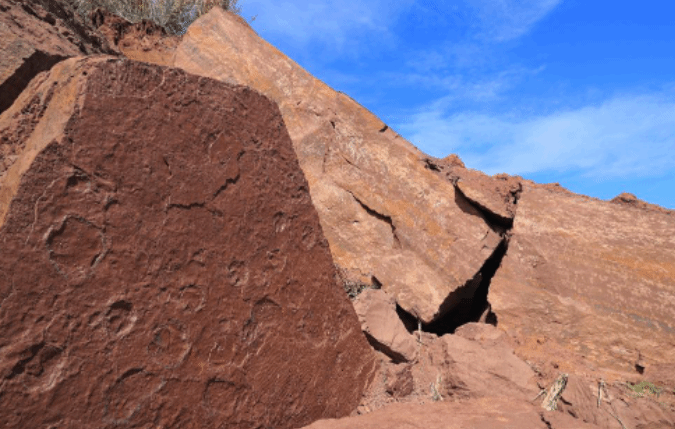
top-left (0, 57), bottom-right (375, 429)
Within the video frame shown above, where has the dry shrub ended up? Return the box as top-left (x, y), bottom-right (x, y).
top-left (69, 0), bottom-right (240, 34)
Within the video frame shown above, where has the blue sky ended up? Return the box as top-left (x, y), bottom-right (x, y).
top-left (237, 0), bottom-right (675, 209)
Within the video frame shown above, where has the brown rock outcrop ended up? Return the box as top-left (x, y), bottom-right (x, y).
top-left (302, 397), bottom-right (600, 429)
top-left (611, 191), bottom-right (673, 216)
top-left (170, 7), bottom-right (503, 324)
top-left (0, 57), bottom-right (375, 428)
top-left (0, 0), bottom-right (116, 114)
top-left (489, 182), bottom-right (675, 376)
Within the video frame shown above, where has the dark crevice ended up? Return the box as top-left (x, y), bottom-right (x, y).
top-left (423, 158), bottom-right (442, 172)
top-left (167, 202), bottom-right (206, 211)
top-left (379, 124), bottom-right (388, 133)
top-left (0, 51), bottom-right (68, 115)
top-left (396, 303), bottom-right (419, 333)
top-left (398, 238), bottom-right (509, 336)
top-left (454, 185), bottom-right (513, 230)
top-left (349, 192), bottom-right (401, 249)
top-left (540, 414), bottom-right (554, 429)
top-left (212, 174), bottom-right (240, 199)
top-left (363, 332), bottom-right (408, 364)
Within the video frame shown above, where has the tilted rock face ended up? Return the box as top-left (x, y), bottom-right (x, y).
top-left (489, 182), bottom-right (675, 375)
top-left (171, 8), bottom-right (502, 323)
top-left (0, 57), bottom-right (375, 428)
top-left (0, 0), bottom-right (117, 114)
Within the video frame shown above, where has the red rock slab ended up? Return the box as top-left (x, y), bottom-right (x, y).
top-left (0, 0), bottom-right (116, 114)
top-left (0, 57), bottom-right (375, 429)
top-left (171, 8), bottom-right (502, 324)
top-left (489, 182), bottom-right (675, 376)
top-left (302, 397), bottom-right (601, 429)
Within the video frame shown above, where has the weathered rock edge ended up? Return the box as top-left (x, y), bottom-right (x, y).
top-left (0, 56), bottom-right (376, 429)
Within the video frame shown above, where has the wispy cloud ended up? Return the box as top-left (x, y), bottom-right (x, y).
top-left (468, 0), bottom-right (563, 42)
top-left (241, 0), bottom-right (413, 50)
top-left (400, 91), bottom-right (675, 179)
top-left (394, 65), bottom-right (545, 102)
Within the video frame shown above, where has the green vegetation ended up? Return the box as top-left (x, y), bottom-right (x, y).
top-left (69, 0), bottom-right (241, 34)
top-left (625, 380), bottom-right (663, 398)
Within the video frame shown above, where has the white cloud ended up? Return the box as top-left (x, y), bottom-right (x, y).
top-left (468, 0), bottom-right (563, 42)
top-left (400, 92), bottom-right (675, 179)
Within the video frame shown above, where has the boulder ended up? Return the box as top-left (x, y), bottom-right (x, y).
top-left (0, 0), bottom-right (116, 114)
top-left (488, 182), bottom-right (675, 375)
top-left (353, 288), bottom-right (418, 362)
top-left (170, 7), bottom-right (503, 324)
top-left (0, 57), bottom-right (375, 429)
top-left (434, 327), bottom-right (537, 399)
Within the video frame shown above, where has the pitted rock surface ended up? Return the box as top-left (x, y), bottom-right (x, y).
top-left (0, 0), bottom-right (116, 114)
top-left (170, 7), bottom-right (502, 324)
top-left (0, 57), bottom-right (375, 429)
top-left (489, 182), bottom-right (675, 376)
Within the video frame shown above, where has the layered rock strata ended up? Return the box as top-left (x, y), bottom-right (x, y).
top-left (0, 57), bottom-right (375, 429)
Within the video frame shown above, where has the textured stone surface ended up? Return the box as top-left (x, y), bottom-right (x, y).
top-left (353, 288), bottom-right (418, 362)
top-left (303, 397), bottom-right (600, 429)
top-left (0, 57), bottom-right (375, 429)
top-left (489, 182), bottom-right (675, 375)
top-left (0, 0), bottom-right (116, 114)
top-left (171, 7), bottom-right (502, 324)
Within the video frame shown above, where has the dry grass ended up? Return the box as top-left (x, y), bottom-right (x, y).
top-left (69, 0), bottom-right (241, 34)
